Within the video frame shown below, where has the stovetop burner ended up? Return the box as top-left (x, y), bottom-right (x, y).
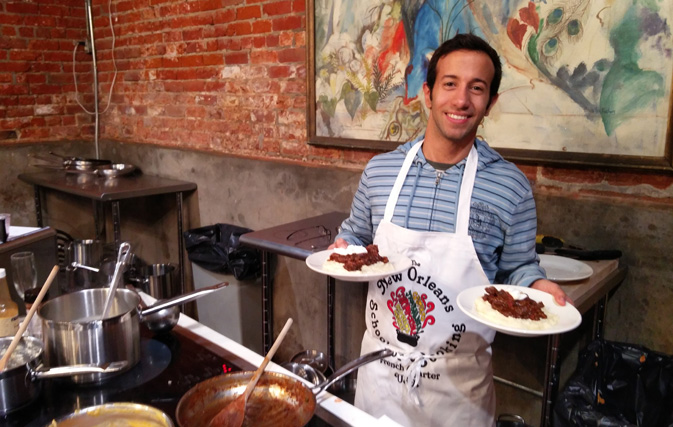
top-left (73, 338), bottom-right (172, 394)
top-left (0, 329), bottom-right (241, 427)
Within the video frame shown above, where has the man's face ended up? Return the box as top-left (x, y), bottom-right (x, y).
top-left (423, 50), bottom-right (498, 148)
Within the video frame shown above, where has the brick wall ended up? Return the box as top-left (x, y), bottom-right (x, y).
top-left (1, 0), bottom-right (672, 200)
top-left (0, 0), bottom-right (94, 142)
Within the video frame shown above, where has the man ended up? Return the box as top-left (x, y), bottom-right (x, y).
top-left (331, 34), bottom-right (569, 426)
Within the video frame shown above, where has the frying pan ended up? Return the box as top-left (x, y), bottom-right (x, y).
top-left (176, 348), bottom-right (394, 427)
top-left (31, 152), bottom-right (111, 172)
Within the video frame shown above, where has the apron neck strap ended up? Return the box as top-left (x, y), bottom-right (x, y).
top-left (383, 141), bottom-right (423, 222)
top-left (455, 144), bottom-right (478, 234)
top-left (383, 141), bottom-right (479, 235)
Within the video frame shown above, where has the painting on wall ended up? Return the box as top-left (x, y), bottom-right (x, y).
top-left (307, 0), bottom-right (673, 170)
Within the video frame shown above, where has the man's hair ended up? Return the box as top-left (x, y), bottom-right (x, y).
top-left (426, 33), bottom-right (502, 104)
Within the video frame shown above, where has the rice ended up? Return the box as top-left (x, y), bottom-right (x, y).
top-left (474, 297), bottom-right (558, 330)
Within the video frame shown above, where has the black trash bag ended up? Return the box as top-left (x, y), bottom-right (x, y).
top-left (554, 339), bottom-right (673, 427)
top-left (183, 224), bottom-right (260, 280)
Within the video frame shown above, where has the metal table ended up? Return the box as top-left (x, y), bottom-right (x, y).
top-left (239, 211), bottom-right (348, 369)
top-left (18, 171), bottom-right (196, 295)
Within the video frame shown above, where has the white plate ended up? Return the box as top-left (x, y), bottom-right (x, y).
top-left (539, 254), bottom-right (593, 282)
top-left (305, 249), bottom-right (412, 282)
top-left (457, 285), bottom-right (582, 337)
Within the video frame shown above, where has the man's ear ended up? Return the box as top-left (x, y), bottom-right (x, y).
top-left (423, 82), bottom-right (432, 108)
top-left (485, 93), bottom-right (499, 115)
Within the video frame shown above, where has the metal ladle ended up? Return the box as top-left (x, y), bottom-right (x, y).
top-left (100, 242), bottom-right (131, 320)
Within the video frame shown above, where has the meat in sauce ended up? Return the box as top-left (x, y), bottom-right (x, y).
top-left (482, 286), bottom-right (547, 321)
top-left (328, 244), bottom-right (389, 271)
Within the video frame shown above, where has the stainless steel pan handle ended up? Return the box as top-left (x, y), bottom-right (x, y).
top-left (32, 361), bottom-right (128, 380)
top-left (139, 282), bottom-right (229, 316)
top-left (311, 348), bottom-right (394, 394)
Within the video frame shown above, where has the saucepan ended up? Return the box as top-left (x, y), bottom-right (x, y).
top-left (0, 336), bottom-right (127, 415)
top-left (175, 348), bottom-right (394, 427)
top-left (38, 282), bottom-right (229, 384)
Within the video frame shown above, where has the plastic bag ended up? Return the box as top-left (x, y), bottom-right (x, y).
top-left (183, 224), bottom-right (260, 280)
top-left (554, 339), bottom-right (673, 427)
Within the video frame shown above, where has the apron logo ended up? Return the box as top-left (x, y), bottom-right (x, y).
top-left (387, 286), bottom-right (435, 347)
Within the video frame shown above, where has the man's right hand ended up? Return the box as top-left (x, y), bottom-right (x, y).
top-left (328, 238), bottom-right (349, 250)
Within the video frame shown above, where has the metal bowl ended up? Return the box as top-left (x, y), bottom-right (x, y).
top-left (52, 402), bottom-right (174, 426)
top-left (97, 163), bottom-right (137, 178)
top-left (290, 349), bottom-right (329, 373)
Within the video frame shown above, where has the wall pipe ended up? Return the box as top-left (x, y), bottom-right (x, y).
top-left (84, 0), bottom-right (100, 159)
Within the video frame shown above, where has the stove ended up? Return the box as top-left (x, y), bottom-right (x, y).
top-left (0, 327), bottom-right (242, 427)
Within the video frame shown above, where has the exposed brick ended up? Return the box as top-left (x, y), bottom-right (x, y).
top-left (252, 19), bottom-right (272, 34)
top-left (266, 34), bottom-right (280, 48)
top-left (225, 51), bottom-right (248, 65)
top-left (604, 172), bottom-right (673, 190)
top-left (263, 1), bottom-right (293, 16)
top-left (269, 65), bottom-right (292, 79)
top-left (250, 49), bottom-right (278, 64)
top-left (292, 0), bottom-right (305, 13)
top-left (238, 5), bottom-right (261, 20)
top-left (6, 2), bottom-right (40, 14)
top-left (228, 21), bottom-right (252, 36)
top-left (18, 27), bottom-right (35, 37)
top-left (277, 47), bottom-right (304, 63)
top-left (540, 167), bottom-right (605, 184)
top-left (214, 9), bottom-right (236, 24)
top-left (272, 15), bottom-right (302, 32)
top-left (202, 53), bottom-right (224, 66)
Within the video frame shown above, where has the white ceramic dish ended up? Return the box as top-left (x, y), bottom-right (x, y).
top-left (456, 285), bottom-right (582, 337)
top-left (539, 254), bottom-right (593, 282)
top-left (305, 249), bottom-right (412, 282)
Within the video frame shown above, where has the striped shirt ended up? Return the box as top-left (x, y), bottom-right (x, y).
top-left (337, 137), bottom-right (546, 287)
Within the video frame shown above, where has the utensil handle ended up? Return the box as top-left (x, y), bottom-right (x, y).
top-left (139, 282), bottom-right (229, 316)
top-left (244, 318), bottom-right (293, 401)
top-left (0, 265), bottom-right (58, 371)
top-left (313, 348), bottom-right (394, 394)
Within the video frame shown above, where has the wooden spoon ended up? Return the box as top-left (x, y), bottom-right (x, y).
top-left (0, 265), bottom-right (58, 371)
top-left (208, 318), bottom-right (293, 427)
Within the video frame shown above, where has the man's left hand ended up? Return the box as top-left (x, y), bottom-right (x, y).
top-left (531, 279), bottom-right (574, 306)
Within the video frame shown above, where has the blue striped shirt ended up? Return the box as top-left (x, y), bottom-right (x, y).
top-left (336, 137), bottom-right (546, 287)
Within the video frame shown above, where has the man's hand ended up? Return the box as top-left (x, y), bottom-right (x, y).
top-left (531, 279), bottom-right (574, 306)
top-left (328, 238), bottom-right (349, 250)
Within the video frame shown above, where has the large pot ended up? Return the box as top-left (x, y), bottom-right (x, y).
top-left (38, 282), bottom-right (228, 384)
top-left (0, 336), bottom-right (127, 415)
top-left (176, 349), bottom-right (393, 427)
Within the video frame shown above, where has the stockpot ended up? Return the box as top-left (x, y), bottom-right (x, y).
top-left (0, 336), bottom-right (126, 414)
top-left (38, 283), bottom-right (228, 384)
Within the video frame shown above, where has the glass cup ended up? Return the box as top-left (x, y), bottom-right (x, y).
top-left (10, 251), bottom-right (37, 300)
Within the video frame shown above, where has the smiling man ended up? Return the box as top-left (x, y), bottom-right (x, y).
top-left (331, 34), bottom-right (569, 426)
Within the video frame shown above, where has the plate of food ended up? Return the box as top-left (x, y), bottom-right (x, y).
top-left (305, 244), bottom-right (412, 282)
top-left (457, 285), bottom-right (581, 337)
top-left (539, 254), bottom-right (593, 282)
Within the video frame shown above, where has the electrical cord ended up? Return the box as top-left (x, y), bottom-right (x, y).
top-left (72, 0), bottom-right (117, 115)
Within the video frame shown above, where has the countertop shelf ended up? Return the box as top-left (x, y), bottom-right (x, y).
top-left (18, 171), bottom-right (196, 201)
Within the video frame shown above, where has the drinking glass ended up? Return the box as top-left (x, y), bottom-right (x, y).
top-left (10, 251), bottom-right (37, 300)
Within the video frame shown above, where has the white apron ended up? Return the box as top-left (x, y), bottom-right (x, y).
top-left (354, 141), bottom-right (496, 427)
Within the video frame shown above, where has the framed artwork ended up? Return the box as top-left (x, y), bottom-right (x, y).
top-left (307, 0), bottom-right (673, 170)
